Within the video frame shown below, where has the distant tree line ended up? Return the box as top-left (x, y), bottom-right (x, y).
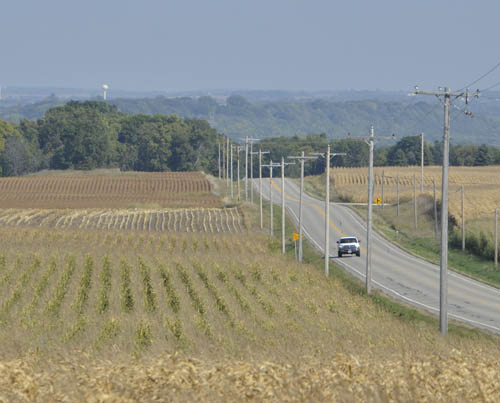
top-left (259, 134), bottom-right (500, 178)
top-left (0, 101), bottom-right (499, 177)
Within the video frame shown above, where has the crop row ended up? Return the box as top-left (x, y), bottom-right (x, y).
top-left (0, 172), bottom-right (221, 208)
top-left (0, 248), bottom-right (313, 352)
top-left (0, 207), bottom-right (246, 233)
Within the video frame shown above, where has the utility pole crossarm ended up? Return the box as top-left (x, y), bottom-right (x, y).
top-left (348, 134), bottom-right (396, 144)
top-left (414, 89), bottom-right (462, 97)
top-left (414, 88), bottom-right (480, 104)
top-left (288, 156), bottom-right (318, 160)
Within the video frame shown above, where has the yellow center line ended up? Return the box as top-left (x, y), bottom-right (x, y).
top-left (270, 180), bottom-right (500, 304)
top-left (269, 179), bottom-right (299, 202)
top-left (268, 179), bottom-right (436, 288)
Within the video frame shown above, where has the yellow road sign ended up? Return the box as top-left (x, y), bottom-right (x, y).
top-left (374, 197), bottom-right (382, 205)
top-left (292, 232), bottom-right (299, 241)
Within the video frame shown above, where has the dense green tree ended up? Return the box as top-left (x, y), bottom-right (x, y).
top-left (475, 144), bottom-right (494, 166)
top-left (392, 149), bottom-right (408, 166)
top-left (386, 136), bottom-right (420, 166)
top-left (374, 147), bottom-right (388, 166)
top-left (37, 101), bottom-right (118, 169)
top-left (452, 144), bottom-right (478, 166)
top-left (330, 138), bottom-right (369, 167)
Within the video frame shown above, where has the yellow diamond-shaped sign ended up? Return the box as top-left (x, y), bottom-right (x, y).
top-left (292, 232), bottom-right (299, 241)
top-left (374, 197), bottom-right (382, 205)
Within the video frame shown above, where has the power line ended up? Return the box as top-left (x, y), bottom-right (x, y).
top-left (480, 79), bottom-right (500, 93)
top-left (458, 58), bottom-right (500, 92)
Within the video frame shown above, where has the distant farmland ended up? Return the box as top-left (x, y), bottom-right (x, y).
top-left (0, 171), bottom-right (222, 209)
top-left (329, 165), bottom-right (500, 220)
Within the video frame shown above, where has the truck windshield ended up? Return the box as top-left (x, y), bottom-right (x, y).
top-left (340, 238), bottom-right (357, 243)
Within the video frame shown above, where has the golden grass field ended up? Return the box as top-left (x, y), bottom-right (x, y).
top-left (329, 165), bottom-right (500, 220)
top-left (0, 171), bottom-right (499, 401)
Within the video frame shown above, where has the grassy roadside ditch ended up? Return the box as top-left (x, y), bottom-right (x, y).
top-left (301, 173), bottom-right (500, 288)
top-left (352, 202), bottom-right (500, 289)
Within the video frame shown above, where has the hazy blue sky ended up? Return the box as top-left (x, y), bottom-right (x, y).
top-left (2, 0), bottom-right (499, 92)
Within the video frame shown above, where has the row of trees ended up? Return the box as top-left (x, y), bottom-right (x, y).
top-left (0, 101), bottom-right (219, 176)
top-left (0, 100), bottom-right (499, 178)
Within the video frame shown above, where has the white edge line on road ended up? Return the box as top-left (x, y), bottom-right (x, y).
top-left (339, 203), bottom-right (500, 294)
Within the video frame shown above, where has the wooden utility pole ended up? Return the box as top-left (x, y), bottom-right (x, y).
top-left (348, 127), bottom-right (395, 294)
top-left (258, 149), bottom-right (270, 230)
top-left (397, 175), bottom-right (400, 217)
top-left (248, 139), bottom-right (260, 204)
top-left (230, 144), bottom-right (234, 199)
top-left (244, 136), bottom-right (248, 200)
top-left (495, 208), bottom-right (498, 269)
top-left (414, 173), bottom-right (417, 229)
top-left (243, 137), bottom-right (259, 202)
top-left (262, 160), bottom-right (281, 236)
top-left (311, 146), bottom-right (346, 276)
top-left (421, 132), bottom-right (425, 192)
top-left (226, 136), bottom-right (230, 186)
top-left (237, 146), bottom-right (242, 201)
top-left (250, 141), bottom-right (254, 203)
top-left (462, 185), bottom-right (465, 251)
top-left (288, 151), bottom-right (318, 263)
top-left (221, 138), bottom-right (225, 180)
top-left (433, 179), bottom-right (438, 240)
top-left (280, 157), bottom-right (295, 254)
top-left (414, 86), bottom-right (479, 336)
top-left (218, 143), bottom-right (221, 179)
top-left (382, 170), bottom-right (385, 209)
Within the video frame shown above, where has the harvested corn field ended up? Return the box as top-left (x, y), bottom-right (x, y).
top-left (329, 165), bottom-right (500, 219)
top-left (0, 207), bottom-right (245, 232)
top-left (2, 351), bottom-right (500, 402)
top-left (0, 171), bottom-right (221, 208)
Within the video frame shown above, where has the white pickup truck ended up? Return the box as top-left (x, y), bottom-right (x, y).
top-left (336, 237), bottom-right (361, 257)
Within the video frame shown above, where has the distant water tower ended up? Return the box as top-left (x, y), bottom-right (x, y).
top-left (102, 84), bottom-right (109, 101)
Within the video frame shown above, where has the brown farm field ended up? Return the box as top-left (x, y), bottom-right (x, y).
top-left (0, 171), bottom-right (222, 209)
top-left (327, 165), bottom-right (500, 220)
top-left (0, 171), bottom-right (500, 400)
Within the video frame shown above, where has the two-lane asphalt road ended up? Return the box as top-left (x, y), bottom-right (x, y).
top-left (254, 178), bottom-right (500, 333)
